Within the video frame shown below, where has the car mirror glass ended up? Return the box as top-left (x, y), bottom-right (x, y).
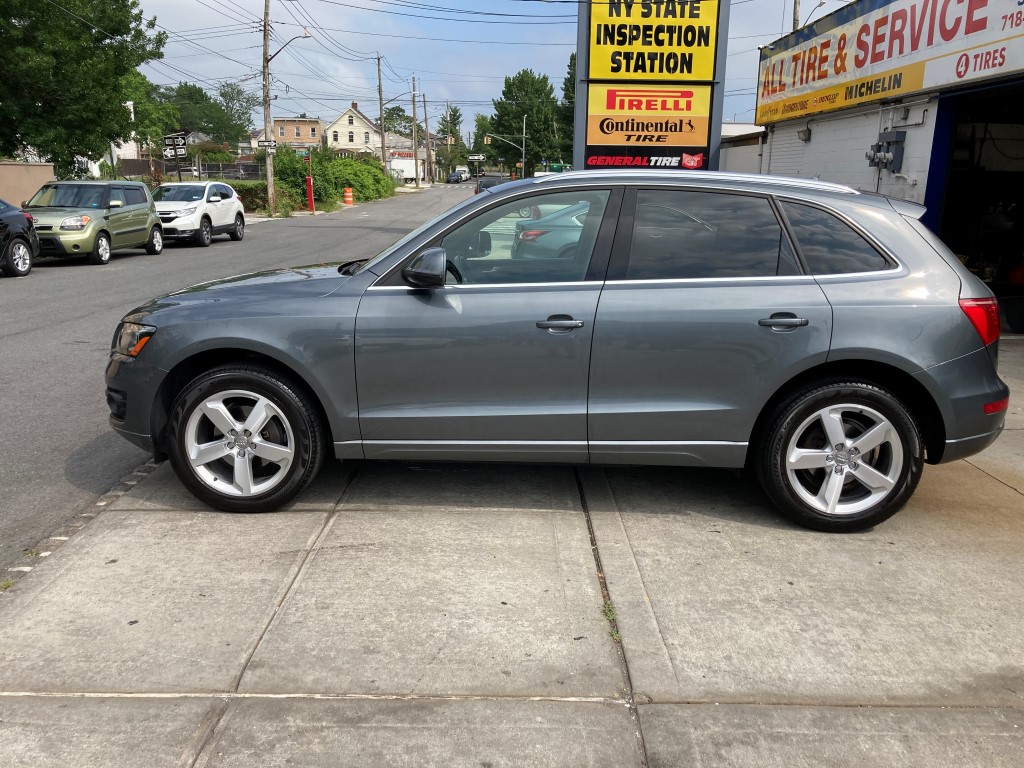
top-left (402, 247), bottom-right (446, 288)
top-left (208, 195), bottom-right (221, 203)
top-left (109, 200), bottom-right (123, 208)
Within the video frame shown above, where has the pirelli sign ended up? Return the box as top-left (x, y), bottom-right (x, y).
top-left (580, 0), bottom-right (727, 171)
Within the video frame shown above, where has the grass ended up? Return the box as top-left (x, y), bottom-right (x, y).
top-left (0, 578), bottom-right (15, 591)
top-left (23, 549), bottom-right (41, 558)
top-left (602, 599), bottom-right (621, 642)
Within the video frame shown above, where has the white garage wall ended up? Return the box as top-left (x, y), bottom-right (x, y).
top-left (763, 99), bottom-right (939, 204)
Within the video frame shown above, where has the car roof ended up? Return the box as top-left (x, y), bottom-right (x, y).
top-left (520, 169), bottom-right (857, 194)
top-left (45, 179), bottom-right (147, 187)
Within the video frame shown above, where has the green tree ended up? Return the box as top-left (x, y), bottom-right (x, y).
top-left (557, 53), bottom-right (576, 164)
top-left (0, 0), bottom-right (166, 176)
top-left (216, 83), bottom-right (260, 138)
top-left (122, 70), bottom-right (180, 156)
top-left (383, 105), bottom-right (420, 137)
top-left (490, 70), bottom-right (560, 177)
top-left (435, 105), bottom-right (467, 174)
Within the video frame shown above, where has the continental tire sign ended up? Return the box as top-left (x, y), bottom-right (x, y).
top-left (581, 0), bottom-right (726, 171)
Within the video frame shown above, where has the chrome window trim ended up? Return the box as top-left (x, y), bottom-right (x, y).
top-left (367, 281), bottom-right (606, 291)
top-left (603, 275), bottom-right (819, 286)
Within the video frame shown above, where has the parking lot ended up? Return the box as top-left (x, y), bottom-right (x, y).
top-left (1, 188), bottom-right (1021, 766)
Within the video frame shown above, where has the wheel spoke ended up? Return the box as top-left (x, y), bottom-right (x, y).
top-left (849, 462), bottom-right (895, 492)
top-left (252, 440), bottom-right (292, 463)
top-left (201, 399), bottom-right (240, 435)
top-left (787, 447), bottom-right (832, 471)
top-left (242, 397), bottom-right (276, 433)
top-left (821, 409), bottom-right (848, 448)
top-left (850, 422), bottom-right (890, 454)
top-left (233, 453), bottom-right (255, 495)
top-left (816, 469), bottom-right (845, 516)
top-left (190, 439), bottom-right (228, 468)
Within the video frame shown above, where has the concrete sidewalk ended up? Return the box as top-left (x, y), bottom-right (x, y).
top-left (1, 344), bottom-right (1022, 767)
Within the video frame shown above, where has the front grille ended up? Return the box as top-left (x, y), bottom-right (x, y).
top-left (35, 225), bottom-right (53, 231)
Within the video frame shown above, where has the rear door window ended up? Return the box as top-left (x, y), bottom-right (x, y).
top-left (122, 186), bottom-right (146, 206)
top-left (624, 190), bottom-right (800, 280)
top-left (781, 201), bottom-right (892, 274)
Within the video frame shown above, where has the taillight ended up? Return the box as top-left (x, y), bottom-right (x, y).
top-left (22, 212), bottom-right (33, 225)
top-left (959, 297), bottom-right (1000, 346)
top-left (984, 397), bottom-right (1009, 415)
top-left (518, 229), bottom-right (550, 242)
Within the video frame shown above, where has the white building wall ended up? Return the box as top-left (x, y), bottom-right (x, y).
top-left (719, 142), bottom-right (761, 173)
top-left (763, 99), bottom-right (939, 205)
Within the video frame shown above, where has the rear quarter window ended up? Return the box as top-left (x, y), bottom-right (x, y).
top-left (782, 201), bottom-right (892, 275)
top-left (123, 186), bottom-right (147, 206)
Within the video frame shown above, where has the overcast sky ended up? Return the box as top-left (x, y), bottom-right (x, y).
top-left (135, 0), bottom-right (849, 133)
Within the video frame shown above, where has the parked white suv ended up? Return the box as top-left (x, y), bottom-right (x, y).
top-left (152, 182), bottom-right (245, 247)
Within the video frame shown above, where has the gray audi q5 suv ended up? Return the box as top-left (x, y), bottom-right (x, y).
top-left (106, 171), bottom-right (1009, 531)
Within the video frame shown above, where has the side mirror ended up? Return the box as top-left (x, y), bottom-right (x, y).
top-left (108, 199), bottom-right (123, 208)
top-left (403, 247), bottom-right (446, 288)
top-left (208, 195), bottom-right (222, 203)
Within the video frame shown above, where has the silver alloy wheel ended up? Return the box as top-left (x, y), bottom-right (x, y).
top-left (235, 216), bottom-right (244, 238)
top-left (785, 403), bottom-right (904, 517)
top-left (9, 241), bottom-right (31, 273)
top-left (183, 388), bottom-right (295, 497)
top-left (96, 235), bottom-right (110, 262)
top-left (152, 229), bottom-right (162, 250)
top-left (200, 219), bottom-right (211, 244)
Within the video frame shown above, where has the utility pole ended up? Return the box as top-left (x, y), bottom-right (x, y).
top-left (522, 114), bottom-right (527, 179)
top-left (422, 92), bottom-right (432, 184)
top-left (793, 0), bottom-right (801, 30)
top-left (262, 0), bottom-right (276, 216)
top-left (377, 55), bottom-right (387, 167)
top-left (411, 77), bottom-right (420, 189)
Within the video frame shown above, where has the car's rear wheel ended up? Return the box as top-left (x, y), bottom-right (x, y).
top-left (87, 233), bottom-right (111, 265)
top-left (194, 217), bottom-right (212, 247)
top-left (2, 238), bottom-right (33, 277)
top-left (229, 214), bottom-right (244, 241)
top-left (167, 365), bottom-right (325, 512)
top-left (757, 381), bottom-right (923, 532)
top-left (145, 226), bottom-right (163, 255)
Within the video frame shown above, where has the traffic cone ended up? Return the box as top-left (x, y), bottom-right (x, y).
top-left (343, 187), bottom-right (354, 205)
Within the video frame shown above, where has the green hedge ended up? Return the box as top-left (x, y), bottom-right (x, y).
top-left (265, 149), bottom-right (396, 213)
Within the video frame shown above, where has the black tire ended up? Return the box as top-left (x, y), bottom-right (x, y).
top-left (2, 237), bottom-right (33, 276)
top-left (145, 226), bottom-right (163, 255)
top-left (756, 381), bottom-right (923, 532)
top-left (87, 232), bottom-right (111, 265)
top-left (194, 217), bottom-right (212, 247)
top-left (229, 213), bottom-right (245, 241)
top-left (166, 364), bottom-right (326, 513)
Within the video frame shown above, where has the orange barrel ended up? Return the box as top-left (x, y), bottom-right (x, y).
top-left (343, 187), bottom-right (354, 205)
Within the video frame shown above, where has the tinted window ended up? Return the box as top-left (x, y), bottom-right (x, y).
top-left (108, 187), bottom-right (126, 206)
top-left (123, 186), bottom-right (146, 205)
top-left (626, 190), bottom-right (800, 280)
top-left (782, 202), bottom-right (890, 274)
top-left (438, 190), bottom-right (611, 285)
top-left (153, 185), bottom-right (204, 202)
top-left (215, 184), bottom-right (234, 199)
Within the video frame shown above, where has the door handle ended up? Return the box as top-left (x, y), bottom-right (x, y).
top-left (536, 319), bottom-right (585, 329)
top-left (758, 316), bottom-right (809, 329)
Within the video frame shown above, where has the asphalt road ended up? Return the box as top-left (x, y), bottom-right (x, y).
top-left (0, 184), bottom-right (474, 572)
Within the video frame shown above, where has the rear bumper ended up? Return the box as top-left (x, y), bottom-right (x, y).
top-left (939, 424), bottom-right (1005, 464)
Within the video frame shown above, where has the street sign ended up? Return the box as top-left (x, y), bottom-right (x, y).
top-left (468, 154), bottom-right (485, 161)
top-left (175, 147), bottom-right (187, 157)
top-left (257, 140), bottom-right (276, 148)
top-left (162, 147), bottom-right (175, 160)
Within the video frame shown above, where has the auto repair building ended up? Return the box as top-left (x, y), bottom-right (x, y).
top-left (755, 0), bottom-right (1024, 311)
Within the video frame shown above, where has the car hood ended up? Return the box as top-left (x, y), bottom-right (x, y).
top-left (124, 264), bottom-right (352, 320)
top-left (27, 206), bottom-right (98, 225)
top-left (154, 200), bottom-right (202, 212)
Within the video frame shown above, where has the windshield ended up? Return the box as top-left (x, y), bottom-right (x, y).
top-left (355, 194), bottom-right (482, 275)
top-left (153, 185), bottom-right (206, 202)
top-left (27, 184), bottom-right (107, 209)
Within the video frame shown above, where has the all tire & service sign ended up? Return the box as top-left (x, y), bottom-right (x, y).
top-left (577, 0), bottom-right (730, 170)
top-left (756, 0), bottom-right (1024, 123)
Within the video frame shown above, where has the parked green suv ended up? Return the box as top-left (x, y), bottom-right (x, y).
top-left (25, 180), bottom-right (163, 264)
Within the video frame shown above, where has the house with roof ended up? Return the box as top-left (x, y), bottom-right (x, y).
top-left (271, 115), bottom-right (323, 149)
top-left (326, 102), bottom-right (383, 155)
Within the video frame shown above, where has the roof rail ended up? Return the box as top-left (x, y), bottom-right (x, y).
top-left (529, 169), bottom-right (859, 195)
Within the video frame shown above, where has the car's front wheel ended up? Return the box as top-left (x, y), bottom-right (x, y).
top-left (166, 365), bottom-right (326, 512)
top-left (145, 226), bottom-right (163, 255)
top-left (757, 381), bottom-right (923, 532)
top-left (229, 214), bottom-right (244, 241)
top-left (194, 217), bottom-right (212, 247)
top-left (2, 238), bottom-right (33, 277)
top-left (87, 232), bottom-right (111, 265)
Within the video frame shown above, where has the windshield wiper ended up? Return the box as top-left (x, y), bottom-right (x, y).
top-left (338, 259), bottom-right (367, 276)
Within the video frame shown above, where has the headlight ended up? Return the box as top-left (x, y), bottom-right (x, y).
top-left (172, 206), bottom-right (198, 218)
top-left (113, 323), bottom-right (157, 358)
top-left (60, 215), bottom-right (92, 230)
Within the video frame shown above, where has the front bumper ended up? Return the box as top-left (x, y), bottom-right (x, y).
top-left (158, 215), bottom-right (200, 239)
top-left (105, 352), bottom-right (166, 457)
top-left (36, 228), bottom-right (96, 256)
